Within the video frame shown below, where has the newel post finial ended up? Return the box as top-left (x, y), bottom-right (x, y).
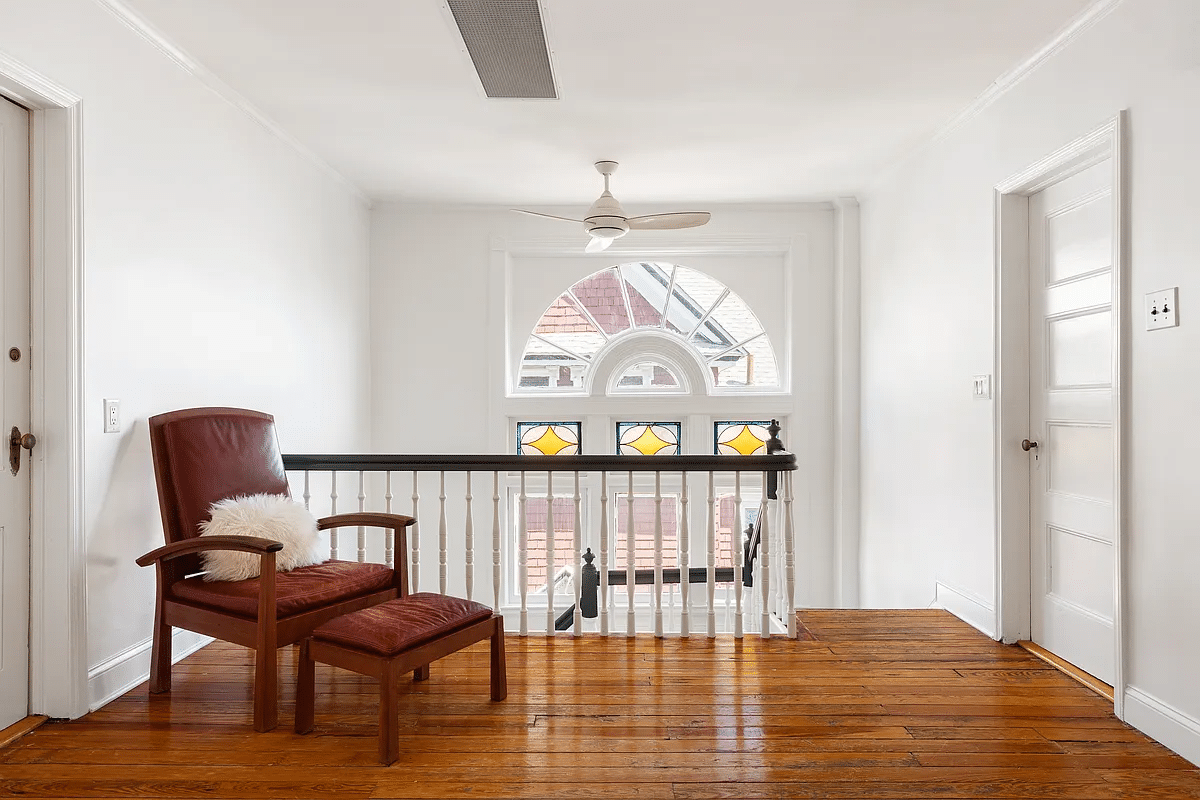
top-left (766, 419), bottom-right (784, 499)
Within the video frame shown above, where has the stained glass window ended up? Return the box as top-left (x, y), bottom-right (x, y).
top-left (714, 421), bottom-right (772, 455)
top-left (518, 263), bottom-right (779, 393)
top-left (616, 422), bottom-right (681, 456)
top-left (517, 422), bottom-right (582, 455)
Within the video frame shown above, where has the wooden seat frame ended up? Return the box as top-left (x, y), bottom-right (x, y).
top-left (296, 610), bottom-right (506, 765)
top-left (136, 407), bottom-right (415, 732)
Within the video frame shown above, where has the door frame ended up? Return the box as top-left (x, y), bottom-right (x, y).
top-left (993, 112), bottom-right (1128, 717)
top-left (0, 53), bottom-right (87, 720)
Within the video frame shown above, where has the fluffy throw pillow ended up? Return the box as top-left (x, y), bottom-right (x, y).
top-left (198, 493), bottom-right (325, 581)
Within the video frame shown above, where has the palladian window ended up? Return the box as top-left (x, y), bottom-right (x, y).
top-left (517, 263), bottom-right (778, 394)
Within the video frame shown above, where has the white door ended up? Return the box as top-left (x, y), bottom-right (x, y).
top-left (1027, 160), bottom-right (1115, 685)
top-left (0, 95), bottom-right (32, 729)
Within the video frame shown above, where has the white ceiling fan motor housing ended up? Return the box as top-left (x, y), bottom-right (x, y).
top-left (585, 160), bottom-right (629, 239)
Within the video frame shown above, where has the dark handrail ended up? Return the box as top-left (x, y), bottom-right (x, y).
top-left (282, 452), bottom-right (796, 473)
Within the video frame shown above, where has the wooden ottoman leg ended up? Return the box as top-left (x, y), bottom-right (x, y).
top-left (295, 639), bottom-right (315, 735)
top-left (490, 616), bottom-right (507, 701)
top-left (379, 659), bottom-right (401, 766)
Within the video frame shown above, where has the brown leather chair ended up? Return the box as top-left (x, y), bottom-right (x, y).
top-left (136, 407), bottom-right (414, 732)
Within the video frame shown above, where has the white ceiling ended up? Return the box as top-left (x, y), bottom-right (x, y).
top-left (121, 0), bottom-right (1096, 205)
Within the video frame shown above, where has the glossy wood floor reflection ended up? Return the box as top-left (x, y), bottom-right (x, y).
top-left (3, 610), bottom-right (1199, 799)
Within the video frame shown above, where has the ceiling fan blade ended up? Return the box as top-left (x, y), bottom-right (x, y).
top-left (626, 211), bottom-right (711, 230)
top-left (585, 235), bottom-right (614, 254)
top-left (512, 209), bottom-right (585, 224)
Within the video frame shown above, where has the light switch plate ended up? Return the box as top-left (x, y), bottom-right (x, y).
top-left (1146, 287), bottom-right (1179, 331)
top-left (972, 374), bottom-right (992, 399)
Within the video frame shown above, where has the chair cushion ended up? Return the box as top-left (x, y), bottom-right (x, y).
top-left (312, 593), bottom-right (494, 657)
top-left (171, 560), bottom-right (394, 618)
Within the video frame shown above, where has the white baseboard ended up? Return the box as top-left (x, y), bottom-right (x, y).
top-left (87, 629), bottom-right (213, 711)
top-left (933, 581), bottom-right (997, 638)
top-left (1124, 686), bottom-right (1200, 767)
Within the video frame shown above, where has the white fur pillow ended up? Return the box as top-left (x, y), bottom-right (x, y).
top-left (198, 493), bottom-right (325, 581)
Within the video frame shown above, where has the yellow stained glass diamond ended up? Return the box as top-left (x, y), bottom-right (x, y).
top-left (527, 425), bottom-right (575, 456)
top-left (627, 425), bottom-right (674, 456)
top-left (722, 424), bottom-right (766, 456)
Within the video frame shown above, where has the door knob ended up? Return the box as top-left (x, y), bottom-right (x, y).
top-left (1021, 438), bottom-right (1038, 451)
top-left (9, 426), bottom-right (36, 476)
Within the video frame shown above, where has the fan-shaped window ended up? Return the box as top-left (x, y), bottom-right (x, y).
top-left (517, 263), bottom-right (778, 393)
top-left (612, 360), bottom-right (681, 392)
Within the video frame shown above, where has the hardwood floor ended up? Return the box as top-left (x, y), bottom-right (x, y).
top-left (2, 610), bottom-right (1198, 799)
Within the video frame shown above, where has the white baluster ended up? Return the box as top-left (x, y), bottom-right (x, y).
top-left (410, 472), bottom-right (420, 593)
top-left (760, 472), bottom-right (771, 638)
top-left (519, 471), bottom-right (529, 636)
top-left (734, 471), bottom-right (743, 639)
top-left (573, 471), bottom-right (583, 636)
top-left (785, 471), bottom-right (797, 638)
top-left (706, 472), bottom-right (716, 639)
top-left (302, 471), bottom-right (311, 511)
top-left (653, 471), bottom-right (663, 638)
top-left (492, 472), bottom-right (501, 613)
top-left (465, 471), bottom-right (474, 601)
top-left (384, 471), bottom-right (394, 568)
top-left (600, 472), bottom-right (610, 636)
top-left (357, 471), bottom-right (366, 563)
top-left (329, 472), bottom-right (339, 561)
top-left (680, 472), bottom-right (690, 638)
top-left (625, 471), bottom-right (636, 637)
top-left (439, 471), bottom-right (448, 595)
top-left (774, 485), bottom-right (785, 620)
top-left (545, 471), bottom-right (555, 636)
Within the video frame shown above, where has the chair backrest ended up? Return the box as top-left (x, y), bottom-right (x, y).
top-left (149, 407), bottom-right (291, 576)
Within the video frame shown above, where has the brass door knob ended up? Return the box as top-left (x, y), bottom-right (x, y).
top-left (9, 426), bottom-right (36, 475)
top-left (1021, 438), bottom-right (1038, 451)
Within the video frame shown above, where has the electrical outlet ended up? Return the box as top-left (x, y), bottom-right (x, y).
top-left (104, 398), bottom-right (120, 433)
top-left (1146, 287), bottom-right (1179, 331)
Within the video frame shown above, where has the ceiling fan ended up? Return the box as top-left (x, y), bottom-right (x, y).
top-left (513, 161), bottom-right (711, 253)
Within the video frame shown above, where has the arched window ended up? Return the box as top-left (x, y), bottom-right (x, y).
top-left (517, 262), bottom-right (778, 394)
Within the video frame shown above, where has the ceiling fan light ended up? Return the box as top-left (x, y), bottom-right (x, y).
top-left (589, 226), bottom-right (625, 240)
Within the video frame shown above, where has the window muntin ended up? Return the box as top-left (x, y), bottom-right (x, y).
top-left (518, 263), bottom-right (778, 393)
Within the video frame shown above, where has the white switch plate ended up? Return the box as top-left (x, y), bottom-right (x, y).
top-left (104, 398), bottom-right (120, 433)
top-left (1146, 287), bottom-right (1179, 331)
top-left (972, 374), bottom-right (992, 399)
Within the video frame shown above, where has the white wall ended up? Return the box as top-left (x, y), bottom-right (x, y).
top-left (0, 0), bottom-right (373, 708)
top-left (860, 0), bottom-right (1200, 762)
top-left (369, 204), bottom-right (844, 607)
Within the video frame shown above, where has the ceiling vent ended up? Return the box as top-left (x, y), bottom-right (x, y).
top-left (446, 0), bottom-right (557, 99)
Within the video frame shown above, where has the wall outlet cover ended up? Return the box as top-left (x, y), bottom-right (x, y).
top-left (104, 398), bottom-right (120, 433)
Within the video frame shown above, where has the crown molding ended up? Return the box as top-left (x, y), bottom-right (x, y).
top-left (865, 0), bottom-right (1126, 194)
top-left (91, 0), bottom-right (370, 208)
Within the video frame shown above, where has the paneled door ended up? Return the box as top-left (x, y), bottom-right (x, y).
top-left (0, 95), bottom-right (32, 729)
top-left (1027, 159), bottom-right (1115, 684)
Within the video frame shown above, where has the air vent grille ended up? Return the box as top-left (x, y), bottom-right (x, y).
top-left (446, 0), bottom-right (557, 99)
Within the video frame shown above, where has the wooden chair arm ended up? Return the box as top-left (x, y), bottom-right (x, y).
top-left (317, 512), bottom-right (415, 531)
top-left (136, 535), bottom-right (284, 567)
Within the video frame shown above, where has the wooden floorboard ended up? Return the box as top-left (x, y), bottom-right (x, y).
top-left (1, 609), bottom-right (1197, 799)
